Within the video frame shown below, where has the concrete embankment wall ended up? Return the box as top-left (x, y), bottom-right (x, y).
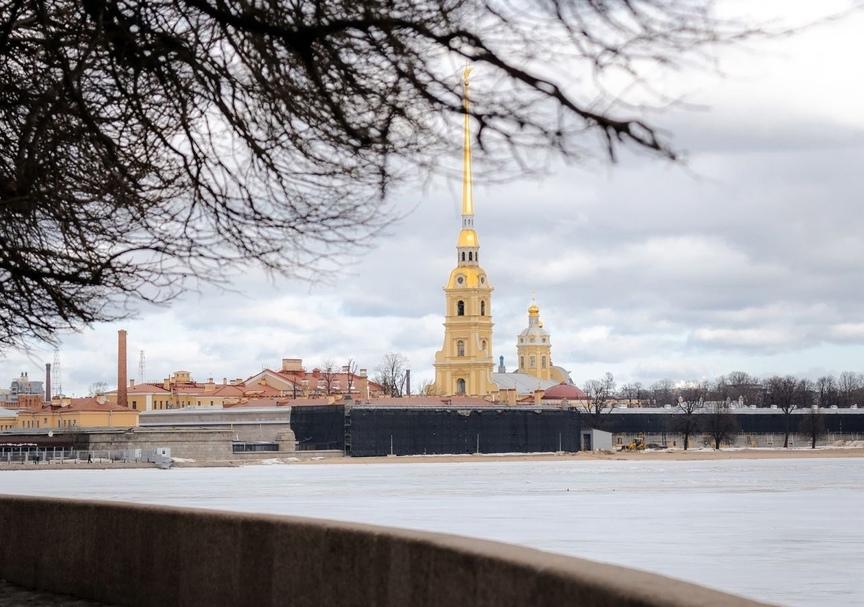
top-left (0, 495), bottom-right (766, 607)
top-left (86, 428), bottom-right (236, 460)
top-left (347, 407), bottom-right (581, 456)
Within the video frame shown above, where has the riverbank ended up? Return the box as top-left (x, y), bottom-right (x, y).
top-left (3, 447), bottom-right (862, 470)
top-left (290, 446), bottom-right (864, 465)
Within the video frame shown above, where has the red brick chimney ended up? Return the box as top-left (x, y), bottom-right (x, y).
top-left (117, 329), bottom-right (128, 408)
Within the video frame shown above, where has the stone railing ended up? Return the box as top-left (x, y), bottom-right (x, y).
top-left (0, 496), bottom-right (767, 606)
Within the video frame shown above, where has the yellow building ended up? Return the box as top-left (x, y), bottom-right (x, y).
top-left (516, 301), bottom-right (553, 380)
top-left (16, 397), bottom-right (139, 429)
top-left (433, 67), bottom-right (496, 397)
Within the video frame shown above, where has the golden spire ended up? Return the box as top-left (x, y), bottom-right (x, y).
top-left (461, 65), bottom-right (474, 219)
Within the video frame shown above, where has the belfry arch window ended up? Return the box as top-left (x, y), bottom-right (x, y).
top-left (468, 251), bottom-right (473, 261)
top-left (457, 340), bottom-right (465, 356)
top-left (457, 300), bottom-right (465, 316)
top-left (480, 300), bottom-right (486, 316)
top-left (461, 252), bottom-right (466, 261)
top-left (456, 378), bottom-right (466, 394)
top-left (481, 339), bottom-right (487, 351)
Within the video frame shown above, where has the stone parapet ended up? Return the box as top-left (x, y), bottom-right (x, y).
top-left (0, 496), bottom-right (767, 607)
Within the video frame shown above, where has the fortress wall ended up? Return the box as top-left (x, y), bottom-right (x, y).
top-left (85, 428), bottom-right (236, 460)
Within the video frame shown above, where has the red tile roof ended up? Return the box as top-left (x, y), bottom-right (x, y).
top-left (106, 383), bottom-right (169, 395)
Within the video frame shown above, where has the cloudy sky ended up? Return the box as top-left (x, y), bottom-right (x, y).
top-left (3, 1), bottom-right (863, 396)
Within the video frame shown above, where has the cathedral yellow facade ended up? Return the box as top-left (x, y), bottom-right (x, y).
top-left (433, 67), bottom-right (496, 397)
top-left (516, 302), bottom-right (553, 381)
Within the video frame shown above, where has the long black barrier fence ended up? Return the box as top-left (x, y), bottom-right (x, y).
top-left (346, 407), bottom-right (582, 457)
top-left (289, 406), bottom-right (864, 457)
top-left (290, 404), bottom-right (346, 450)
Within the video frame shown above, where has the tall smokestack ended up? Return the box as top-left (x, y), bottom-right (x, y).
top-left (405, 369), bottom-right (411, 397)
top-left (45, 363), bottom-right (51, 403)
top-left (118, 329), bottom-right (128, 408)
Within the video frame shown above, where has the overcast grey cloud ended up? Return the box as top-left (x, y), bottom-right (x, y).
top-left (2, 1), bottom-right (863, 394)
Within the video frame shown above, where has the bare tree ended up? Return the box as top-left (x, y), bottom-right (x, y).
top-left (650, 379), bottom-right (675, 408)
top-left (375, 353), bottom-right (408, 398)
top-left (703, 398), bottom-right (737, 450)
top-left (799, 407), bottom-right (824, 449)
top-left (319, 359), bottom-right (337, 396)
top-left (0, 1), bottom-right (765, 349)
top-left (838, 371), bottom-right (863, 407)
top-left (765, 376), bottom-right (798, 448)
top-left (675, 384), bottom-right (706, 451)
top-left (720, 371), bottom-right (762, 405)
top-left (582, 372), bottom-right (615, 424)
top-left (620, 382), bottom-right (645, 407)
top-left (343, 358), bottom-right (358, 396)
top-left (816, 376), bottom-right (840, 409)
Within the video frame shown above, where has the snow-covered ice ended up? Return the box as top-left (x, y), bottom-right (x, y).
top-left (2, 458), bottom-right (862, 606)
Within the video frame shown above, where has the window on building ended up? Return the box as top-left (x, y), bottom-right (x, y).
top-left (457, 300), bottom-right (465, 316)
top-left (480, 300), bottom-right (485, 316)
top-left (520, 356), bottom-right (525, 369)
top-left (481, 339), bottom-right (487, 351)
top-left (468, 251), bottom-right (473, 261)
top-left (542, 356), bottom-right (547, 369)
top-left (461, 251), bottom-right (466, 261)
top-left (456, 378), bottom-right (466, 394)
top-left (457, 340), bottom-right (465, 356)
top-left (232, 442), bottom-right (279, 453)
top-left (530, 355), bottom-right (536, 368)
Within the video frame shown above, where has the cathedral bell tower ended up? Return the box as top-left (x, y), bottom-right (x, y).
top-left (433, 66), bottom-right (495, 397)
top-left (517, 300), bottom-right (553, 381)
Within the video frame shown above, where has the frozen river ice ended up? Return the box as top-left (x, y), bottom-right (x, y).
top-left (2, 457), bottom-right (862, 606)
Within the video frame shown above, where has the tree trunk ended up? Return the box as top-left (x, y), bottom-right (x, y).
top-left (811, 433), bottom-right (816, 449)
top-left (714, 435), bottom-right (721, 449)
top-left (683, 433), bottom-right (689, 450)
top-left (783, 431), bottom-right (789, 448)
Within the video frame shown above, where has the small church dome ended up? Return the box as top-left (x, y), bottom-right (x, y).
top-left (543, 382), bottom-right (586, 400)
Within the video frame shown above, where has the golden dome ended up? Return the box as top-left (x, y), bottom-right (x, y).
top-left (528, 302), bottom-right (539, 316)
top-left (457, 228), bottom-right (478, 248)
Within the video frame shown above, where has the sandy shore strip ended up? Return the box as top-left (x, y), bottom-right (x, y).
top-left (265, 447), bottom-right (864, 465)
top-left (3, 448), bottom-right (862, 470)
